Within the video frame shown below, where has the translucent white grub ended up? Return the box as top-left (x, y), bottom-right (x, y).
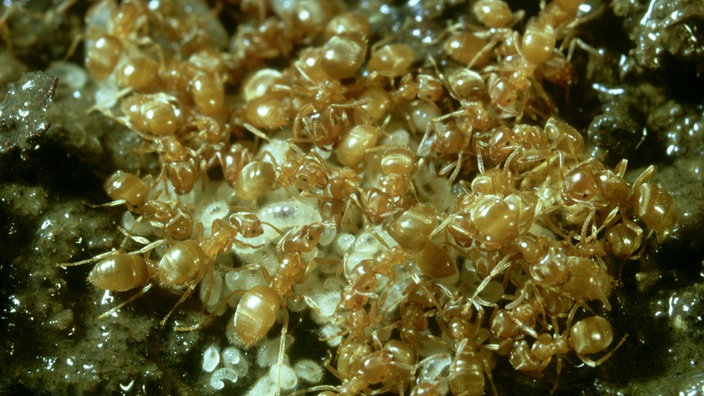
top-left (209, 367), bottom-right (239, 390)
top-left (222, 347), bottom-right (249, 376)
top-left (353, 231), bottom-right (384, 253)
top-left (199, 271), bottom-right (223, 310)
top-left (257, 335), bottom-right (293, 368)
top-left (94, 79), bottom-right (121, 110)
top-left (378, 271), bottom-right (411, 315)
top-left (294, 359), bottom-right (324, 383)
top-left (333, 233), bottom-right (355, 255)
top-left (414, 165), bottom-right (454, 212)
top-left (320, 323), bottom-right (343, 347)
top-left (287, 296), bottom-right (308, 313)
top-left (221, 346), bottom-right (242, 366)
top-left (259, 139), bottom-right (291, 167)
top-left (382, 127), bottom-right (411, 147)
top-left (84, 0), bottom-right (112, 31)
top-left (224, 267), bottom-right (267, 294)
top-left (257, 200), bottom-right (322, 239)
top-left (120, 211), bottom-right (153, 237)
top-left (232, 241), bottom-right (278, 271)
top-left (311, 289), bottom-right (341, 318)
top-left (345, 252), bottom-right (374, 276)
top-left (323, 277), bottom-right (346, 291)
top-left (181, 0), bottom-right (228, 48)
top-left (47, 61), bottom-right (88, 90)
top-left (202, 345), bottom-right (220, 373)
top-left (417, 337), bottom-right (451, 361)
top-left (269, 363), bottom-right (298, 390)
top-left (319, 225), bottom-right (337, 246)
top-left (246, 376), bottom-right (276, 396)
top-left (233, 358), bottom-right (249, 377)
top-left (195, 199), bottom-right (230, 237)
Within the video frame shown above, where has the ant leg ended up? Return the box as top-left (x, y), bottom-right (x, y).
top-left (98, 283), bottom-right (154, 319)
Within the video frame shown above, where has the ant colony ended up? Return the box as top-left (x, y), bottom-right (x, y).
top-left (62, 0), bottom-right (676, 395)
